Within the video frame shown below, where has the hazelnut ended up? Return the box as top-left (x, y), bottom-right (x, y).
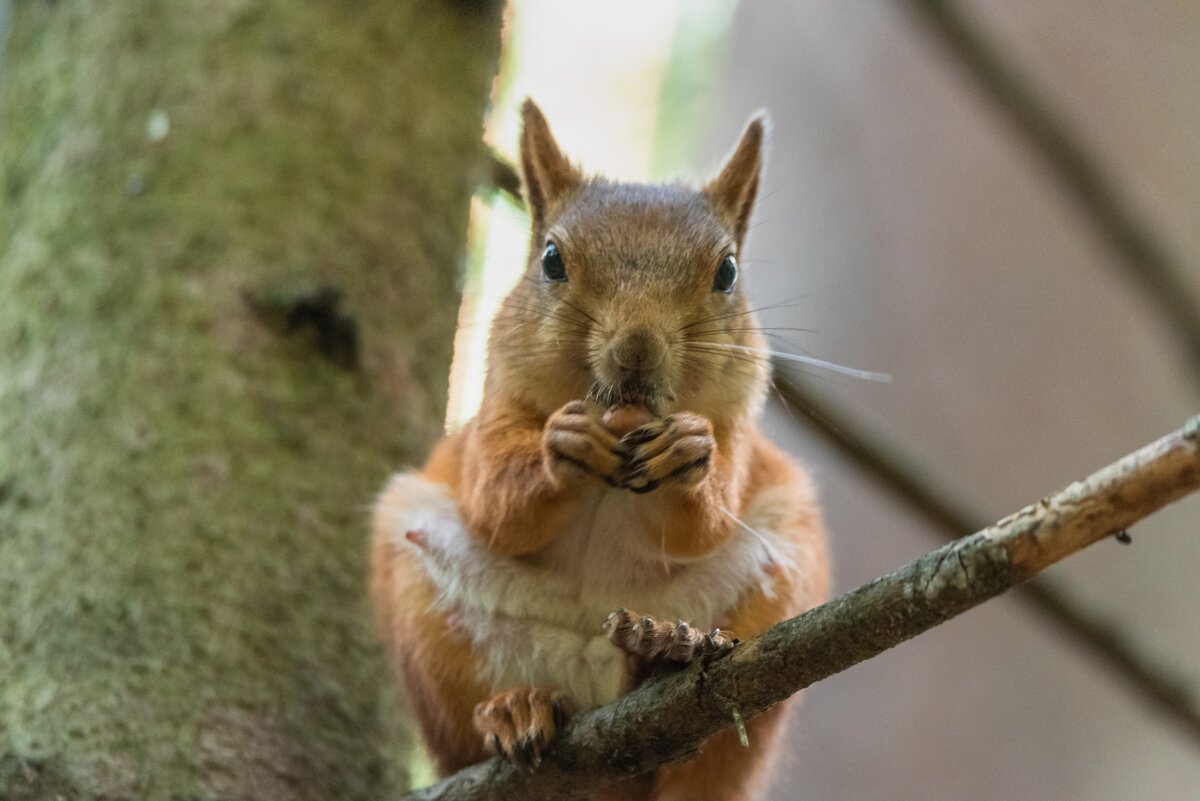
top-left (602, 404), bottom-right (654, 436)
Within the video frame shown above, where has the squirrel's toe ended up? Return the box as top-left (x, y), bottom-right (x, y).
top-left (604, 608), bottom-right (730, 665)
top-left (473, 686), bottom-right (573, 769)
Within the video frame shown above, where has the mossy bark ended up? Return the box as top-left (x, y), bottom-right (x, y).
top-left (0, 2), bottom-right (502, 799)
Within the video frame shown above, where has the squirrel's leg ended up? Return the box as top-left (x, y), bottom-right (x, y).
top-left (457, 400), bottom-right (626, 557)
top-left (372, 474), bottom-right (493, 776)
top-left (616, 412), bottom-right (736, 560)
top-left (648, 447), bottom-right (830, 800)
top-left (601, 594), bottom-right (798, 801)
top-left (646, 580), bottom-right (809, 801)
top-left (371, 544), bottom-right (491, 775)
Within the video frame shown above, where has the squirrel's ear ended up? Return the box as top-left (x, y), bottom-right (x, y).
top-left (520, 99), bottom-right (582, 230)
top-left (705, 113), bottom-right (768, 247)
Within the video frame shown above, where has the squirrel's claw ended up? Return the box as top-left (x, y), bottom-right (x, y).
top-left (474, 686), bottom-right (574, 770)
top-left (615, 413), bottom-right (715, 493)
top-left (604, 607), bottom-right (735, 667)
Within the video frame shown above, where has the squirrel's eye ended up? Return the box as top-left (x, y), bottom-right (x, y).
top-left (713, 254), bottom-right (738, 293)
top-left (541, 242), bottom-right (567, 282)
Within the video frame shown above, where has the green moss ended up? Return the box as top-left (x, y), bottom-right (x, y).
top-left (0, 753), bottom-right (95, 801)
top-left (0, 1), bottom-right (502, 798)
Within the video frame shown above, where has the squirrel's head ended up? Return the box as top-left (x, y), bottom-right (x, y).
top-left (487, 99), bottom-right (771, 424)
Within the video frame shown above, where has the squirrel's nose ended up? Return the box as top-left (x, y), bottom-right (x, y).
top-left (610, 327), bottom-right (666, 372)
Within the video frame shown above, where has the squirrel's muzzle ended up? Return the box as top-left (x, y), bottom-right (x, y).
top-left (609, 327), bottom-right (666, 373)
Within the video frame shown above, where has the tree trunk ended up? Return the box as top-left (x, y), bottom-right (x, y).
top-left (0, 2), bottom-right (502, 799)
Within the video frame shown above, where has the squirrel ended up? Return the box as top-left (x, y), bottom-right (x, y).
top-left (371, 99), bottom-right (830, 801)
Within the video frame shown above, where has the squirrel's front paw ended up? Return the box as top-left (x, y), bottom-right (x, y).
top-left (604, 607), bottom-right (734, 668)
top-left (542, 401), bottom-right (626, 486)
top-left (617, 412), bottom-right (714, 493)
top-left (474, 686), bottom-right (574, 769)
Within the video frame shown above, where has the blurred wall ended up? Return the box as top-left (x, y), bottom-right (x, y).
top-left (704, 2), bottom-right (1200, 799)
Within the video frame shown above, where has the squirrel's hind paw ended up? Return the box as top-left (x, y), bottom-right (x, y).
top-left (473, 686), bottom-right (573, 769)
top-left (604, 608), bottom-right (735, 668)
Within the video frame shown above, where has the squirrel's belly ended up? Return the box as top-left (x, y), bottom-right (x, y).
top-left (459, 608), bottom-right (627, 709)
top-left (378, 472), bottom-right (790, 710)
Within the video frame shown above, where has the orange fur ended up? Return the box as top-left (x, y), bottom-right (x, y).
top-left (649, 435), bottom-right (829, 800)
top-left (370, 504), bottom-right (487, 775)
top-left (371, 100), bottom-right (830, 798)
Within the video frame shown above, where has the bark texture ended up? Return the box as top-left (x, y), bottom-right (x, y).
top-left (0, 2), bottom-right (501, 799)
top-left (405, 416), bottom-right (1200, 801)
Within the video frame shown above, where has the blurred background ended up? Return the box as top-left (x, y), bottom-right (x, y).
top-left (449, 1), bottom-right (1200, 798)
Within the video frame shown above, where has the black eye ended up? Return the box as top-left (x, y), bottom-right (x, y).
top-left (713, 254), bottom-right (738, 293)
top-left (541, 241), bottom-right (567, 282)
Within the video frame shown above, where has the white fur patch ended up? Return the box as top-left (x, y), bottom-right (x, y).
top-left (380, 474), bottom-right (794, 710)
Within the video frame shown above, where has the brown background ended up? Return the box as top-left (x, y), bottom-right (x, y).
top-left (703, 2), bottom-right (1200, 798)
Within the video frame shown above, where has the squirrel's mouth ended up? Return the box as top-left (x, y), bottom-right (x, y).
top-left (590, 373), bottom-right (673, 415)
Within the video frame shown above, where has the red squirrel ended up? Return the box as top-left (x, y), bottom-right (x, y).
top-left (371, 100), bottom-right (830, 800)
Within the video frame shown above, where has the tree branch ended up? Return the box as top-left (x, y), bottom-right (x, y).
top-left (772, 367), bottom-right (1200, 746)
top-left (903, 0), bottom-right (1200, 392)
top-left (402, 416), bottom-right (1200, 800)
top-left (486, 150), bottom-right (524, 203)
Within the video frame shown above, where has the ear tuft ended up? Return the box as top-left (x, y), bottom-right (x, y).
top-left (705, 113), bottom-right (768, 247)
top-left (520, 99), bottom-right (582, 231)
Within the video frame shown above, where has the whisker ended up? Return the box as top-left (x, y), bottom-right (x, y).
top-left (676, 344), bottom-right (769, 366)
top-left (681, 346), bottom-right (842, 390)
top-left (768, 376), bottom-right (798, 424)
top-left (517, 274), bottom-right (603, 327)
top-left (761, 332), bottom-right (815, 354)
top-left (490, 316), bottom-right (590, 346)
top-left (720, 506), bottom-right (791, 568)
top-left (500, 300), bottom-right (592, 332)
top-left (678, 351), bottom-right (767, 372)
top-left (674, 301), bottom-right (801, 333)
top-left (700, 344), bottom-right (891, 383)
top-left (686, 325), bottom-right (817, 337)
top-left (496, 341), bottom-right (592, 350)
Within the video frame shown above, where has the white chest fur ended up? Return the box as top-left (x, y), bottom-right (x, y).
top-left (380, 474), bottom-right (792, 710)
